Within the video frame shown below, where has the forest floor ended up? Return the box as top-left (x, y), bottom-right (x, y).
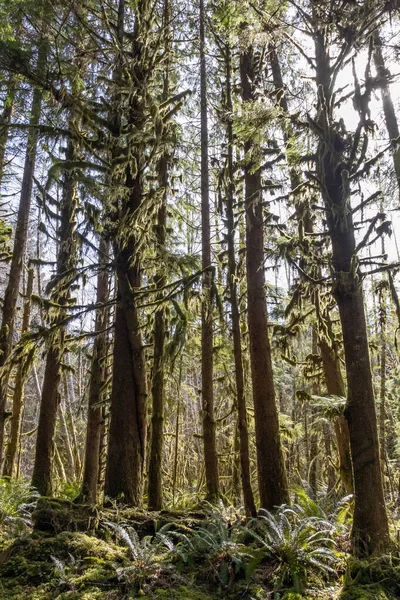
top-left (0, 497), bottom-right (400, 600)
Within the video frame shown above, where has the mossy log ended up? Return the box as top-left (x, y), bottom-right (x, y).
top-left (32, 497), bottom-right (206, 537)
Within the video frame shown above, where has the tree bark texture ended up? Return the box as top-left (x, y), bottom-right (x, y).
top-left (199, 0), bottom-right (219, 503)
top-left (0, 39), bottom-right (47, 464)
top-left (31, 131), bottom-right (79, 496)
top-left (80, 236), bottom-right (109, 503)
top-left (240, 42), bottom-right (289, 510)
top-left (314, 26), bottom-right (389, 554)
top-left (225, 44), bottom-right (256, 517)
top-left (104, 244), bottom-right (147, 505)
top-left (2, 266), bottom-right (34, 477)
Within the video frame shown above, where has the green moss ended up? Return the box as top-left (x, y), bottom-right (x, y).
top-left (339, 584), bottom-right (396, 600)
top-left (140, 584), bottom-right (215, 600)
top-left (281, 593), bottom-right (313, 600)
top-left (0, 530), bottom-right (129, 600)
top-left (33, 498), bottom-right (100, 534)
top-left (344, 556), bottom-right (400, 597)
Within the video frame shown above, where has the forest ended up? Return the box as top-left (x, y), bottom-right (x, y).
top-left (0, 0), bottom-right (400, 598)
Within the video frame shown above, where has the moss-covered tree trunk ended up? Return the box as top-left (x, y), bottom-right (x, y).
top-left (80, 236), bottom-right (109, 503)
top-left (199, 0), bottom-right (219, 503)
top-left (373, 31), bottom-right (400, 192)
top-left (31, 131), bottom-right (79, 496)
top-left (0, 39), bottom-right (47, 464)
top-left (319, 338), bottom-right (353, 494)
top-left (268, 40), bottom-right (353, 496)
top-left (240, 41), bottom-right (289, 510)
top-left (314, 21), bottom-right (389, 554)
top-left (2, 265), bottom-right (34, 477)
top-left (224, 44), bottom-right (256, 517)
top-left (147, 0), bottom-right (171, 512)
top-left (0, 74), bottom-right (16, 186)
top-left (104, 0), bottom-right (155, 507)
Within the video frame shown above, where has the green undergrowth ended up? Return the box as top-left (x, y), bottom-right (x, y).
top-left (2, 496), bottom-right (400, 600)
top-left (32, 497), bottom-right (206, 537)
top-left (339, 554), bottom-right (400, 600)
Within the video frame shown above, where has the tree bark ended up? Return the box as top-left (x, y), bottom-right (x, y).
top-left (0, 39), bottom-right (47, 463)
top-left (147, 0), bottom-right (170, 512)
top-left (31, 130), bottom-right (79, 496)
top-left (199, 0), bottom-right (219, 503)
top-left (80, 237), bottom-right (109, 503)
top-left (314, 25), bottom-right (389, 554)
top-left (2, 265), bottom-right (34, 477)
top-left (104, 247), bottom-right (147, 505)
top-left (224, 43), bottom-right (256, 516)
top-left (240, 41), bottom-right (289, 510)
top-left (372, 31), bottom-right (400, 192)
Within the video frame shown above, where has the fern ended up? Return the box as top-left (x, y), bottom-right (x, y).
top-left (102, 521), bottom-right (173, 593)
top-left (166, 509), bottom-right (254, 589)
top-left (0, 478), bottom-right (39, 536)
top-left (245, 504), bottom-right (339, 593)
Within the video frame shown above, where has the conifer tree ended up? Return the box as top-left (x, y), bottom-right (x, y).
top-left (239, 26), bottom-right (289, 510)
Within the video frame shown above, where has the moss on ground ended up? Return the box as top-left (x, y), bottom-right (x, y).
top-left (0, 531), bottom-right (128, 600)
top-left (338, 554), bottom-right (400, 600)
top-left (3, 503), bottom-right (400, 600)
top-left (33, 497), bottom-right (206, 538)
top-left (339, 584), bottom-right (397, 600)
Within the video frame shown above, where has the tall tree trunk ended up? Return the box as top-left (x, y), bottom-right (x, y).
top-left (268, 41), bottom-right (353, 496)
top-left (240, 40), bottom-right (289, 510)
top-left (372, 31), bottom-right (400, 192)
top-left (147, 0), bottom-right (171, 512)
top-left (314, 25), bottom-right (389, 555)
top-left (377, 264), bottom-right (387, 490)
top-left (199, 0), bottom-right (219, 503)
top-left (319, 338), bottom-right (354, 495)
top-left (31, 131), bottom-right (79, 496)
top-left (0, 39), bottom-right (47, 463)
top-left (224, 44), bottom-right (256, 517)
top-left (104, 0), bottom-right (154, 506)
top-left (104, 243), bottom-right (147, 504)
top-left (0, 75), bottom-right (17, 186)
top-left (80, 237), bottom-right (109, 503)
top-left (2, 265), bottom-right (34, 477)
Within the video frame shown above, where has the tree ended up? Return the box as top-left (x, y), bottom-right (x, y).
top-left (310, 0), bottom-right (389, 554)
top-left (147, 0), bottom-right (172, 512)
top-left (0, 23), bottom-right (47, 464)
top-left (199, 0), bottom-right (220, 503)
top-left (31, 122), bottom-right (81, 496)
top-left (239, 26), bottom-right (289, 510)
top-left (80, 237), bottom-right (110, 504)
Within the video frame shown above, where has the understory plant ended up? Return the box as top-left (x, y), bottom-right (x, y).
top-left (103, 520), bottom-right (173, 593)
top-left (245, 503), bottom-right (339, 594)
top-left (169, 509), bottom-right (254, 589)
top-left (0, 477), bottom-right (39, 538)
